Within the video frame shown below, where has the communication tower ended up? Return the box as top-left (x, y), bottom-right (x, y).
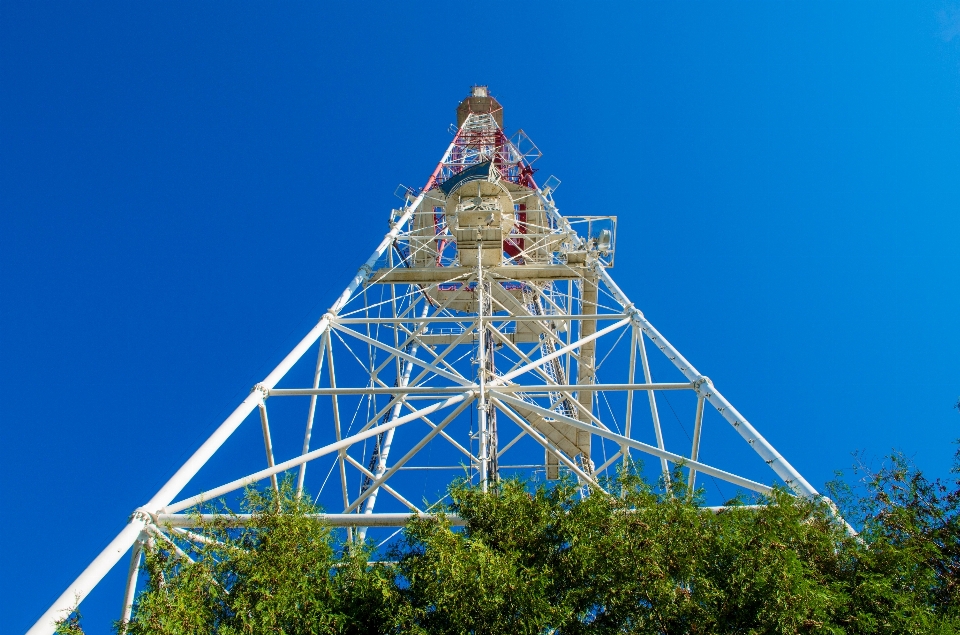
top-left (28, 86), bottom-right (832, 634)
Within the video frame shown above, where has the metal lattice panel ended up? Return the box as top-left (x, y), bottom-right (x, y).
top-left (28, 87), bottom-right (831, 635)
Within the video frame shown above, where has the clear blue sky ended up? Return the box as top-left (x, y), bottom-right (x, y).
top-left (3, 2), bottom-right (959, 631)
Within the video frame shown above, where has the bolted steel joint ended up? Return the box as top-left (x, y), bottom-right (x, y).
top-left (130, 507), bottom-right (156, 526)
top-left (251, 383), bottom-right (269, 401)
top-left (617, 300), bottom-right (643, 320)
top-left (693, 376), bottom-right (712, 395)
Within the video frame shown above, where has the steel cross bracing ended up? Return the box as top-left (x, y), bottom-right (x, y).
top-left (28, 109), bottom-right (840, 635)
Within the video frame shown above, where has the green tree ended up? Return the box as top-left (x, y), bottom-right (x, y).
top-left (123, 479), bottom-right (398, 635)
top-left (827, 450), bottom-right (960, 633)
top-left (55, 451), bottom-right (960, 634)
top-left (394, 469), bottom-right (851, 634)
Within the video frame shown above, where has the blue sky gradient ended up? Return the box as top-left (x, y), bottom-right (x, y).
top-left (3, 2), bottom-right (960, 631)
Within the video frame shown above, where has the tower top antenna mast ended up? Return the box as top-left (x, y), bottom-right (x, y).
top-left (457, 84), bottom-right (503, 128)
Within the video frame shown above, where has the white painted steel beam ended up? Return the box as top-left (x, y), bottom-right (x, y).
top-left (592, 260), bottom-right (818, 497)
top-left (343, 454), bottom-right (421, 513)
top-left (330, 323), bottom-right (473, 386)
top-left (155, 513), bottom-right (467, 527)
top-left (162, 391), bottom-right (474, 515)
top-left (637, 326), bottom-right (670, 481)
top-left (118, 537), bottom-right (143, 631)
top-left (494, 392), bottom-right (774, 495)
top-left (492, 398), bottom-right (605, 493)
top-left (689, 394), bottom-right (706, 494)
top-left (334, 314), bottom-right (629, 324)
top-left (344, 397), bottom-right (476, 513)
top-left (491, 317), bottom-right (631, 386)
top-left (297, 333), bottom-right (328, 494)
top-left (369, 264), bottom-right (588, 283)
top-left (257, 398), bottom-right (279, 492)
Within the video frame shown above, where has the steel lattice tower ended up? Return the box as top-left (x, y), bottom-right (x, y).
top-left (29, 86), bottom-right (835, 634)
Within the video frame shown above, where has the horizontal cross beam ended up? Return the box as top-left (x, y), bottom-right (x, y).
top-left (155, 513), bottom-right (467, 527)
top-left (370, 264), bottom-right (588, 283)
top-left (268, 382), bottom-right (693, 397)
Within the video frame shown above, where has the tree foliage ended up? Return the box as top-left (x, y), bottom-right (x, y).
top-left (122, 482), bottom-right (398, 635)
top-left (56, 451), bottom-right (960, 635)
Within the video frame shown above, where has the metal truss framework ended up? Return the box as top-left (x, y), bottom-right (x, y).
top-left (29, 101), bottom-right (834, 635)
